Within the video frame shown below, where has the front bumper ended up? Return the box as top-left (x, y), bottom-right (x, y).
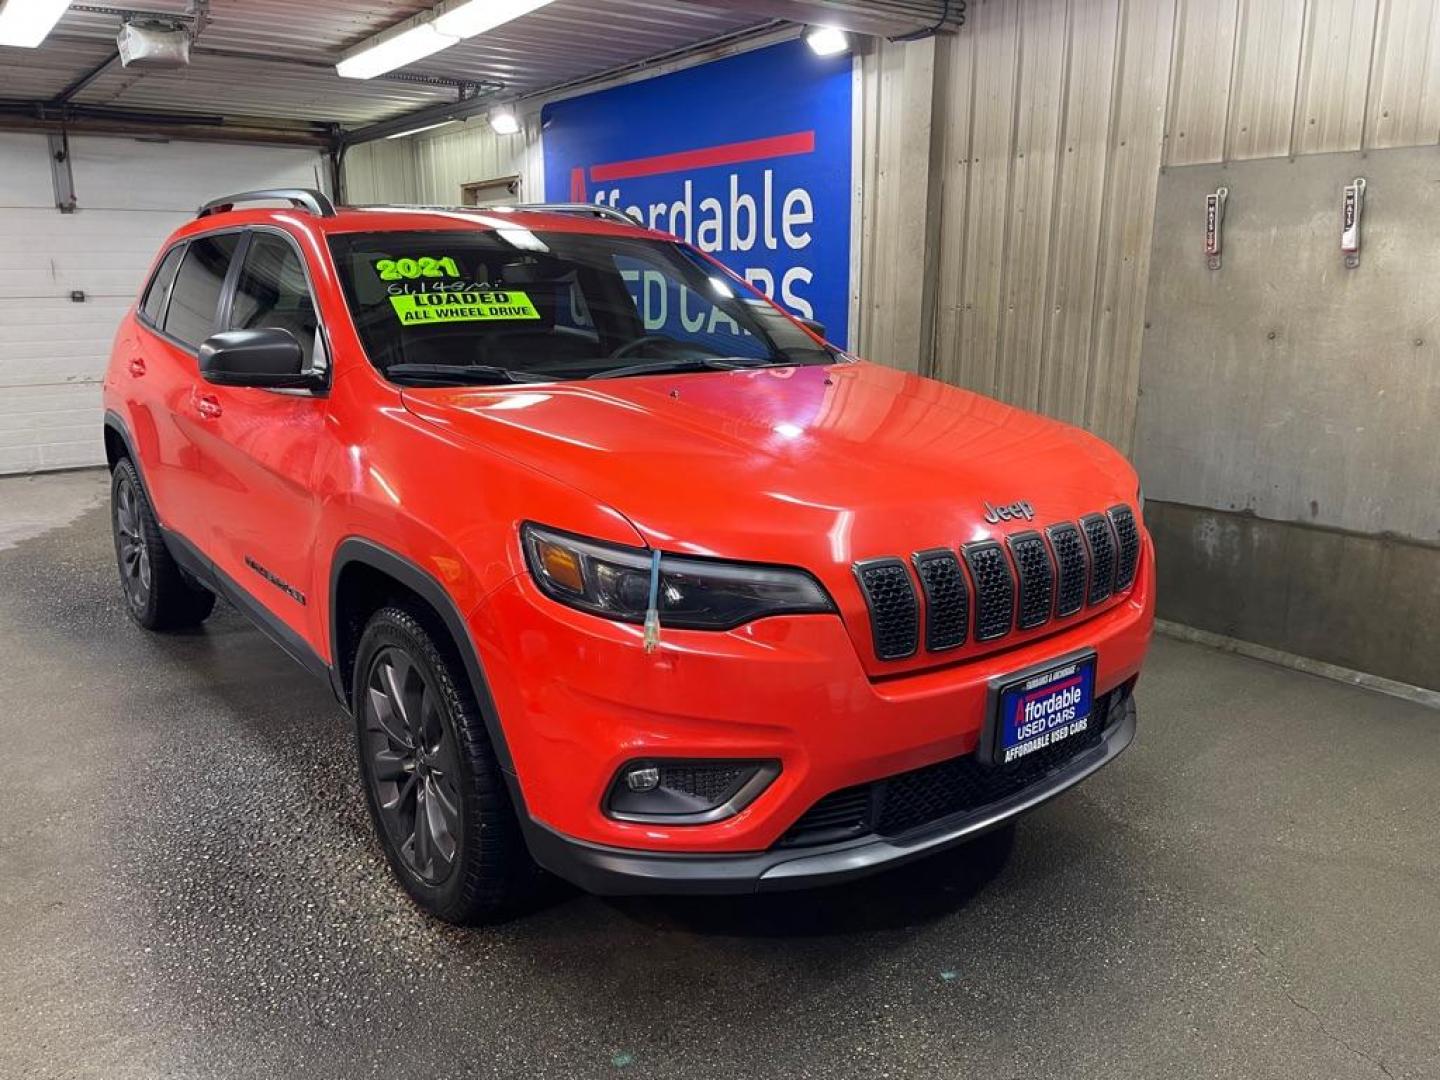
top-left (520, 696), bottom-right (1136, 895)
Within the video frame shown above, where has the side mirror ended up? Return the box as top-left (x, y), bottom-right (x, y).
top-left (198, 328), bottom-right (320, 390)
top-left (796, 316), bottom-right (826, 340)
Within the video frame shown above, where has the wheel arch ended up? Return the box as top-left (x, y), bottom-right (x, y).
top-left (329, 538), bottom-right (526, 809)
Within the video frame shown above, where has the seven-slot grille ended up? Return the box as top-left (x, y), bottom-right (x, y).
top-left (1047, 523), bottom-right (1087, 617)
top-left (912, 549), bottom-right (968, 651)
top-left (852, 504), bottom-right (1139, 661)
top-left (853, 558), bottom-right (919, 660)
top-left (962, 541), bottom-right (1014, 641)
top-left (1109, 505), bottom-right (1140, 591)
top-left (1007, 532), bottom-right (1054, 630)
top-left (1081, 513), bottom-right (1116, 604)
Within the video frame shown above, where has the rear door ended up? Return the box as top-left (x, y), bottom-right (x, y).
top-left (188, 228), bottom-right (331, 643)
top-left (133, 231), bottom-right (242, 545)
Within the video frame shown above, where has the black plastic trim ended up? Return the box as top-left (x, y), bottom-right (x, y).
top-left (1080, 513), bottom-right (1118, 605)
top-left (160, 526), bottom-right (331, 684)
top-left (961, 540), bottom-right (1015, 642)
top-left (910, 547), bottom-right (969, 652)
top-left (1107, 504), bottom-right (1140, 592)
top-left (1006, 530), bottom-right (1056, 631)
top-left (520, 697), bottom-right (1137, 896)
top-left (1045, 522), bottom-right (1089, 618)
top-left (604, 759), bottom-right (781, 824)
top-left (852, 556), bottom-right (920, 660)
top-left (328, 538), bottom-right (526, 806)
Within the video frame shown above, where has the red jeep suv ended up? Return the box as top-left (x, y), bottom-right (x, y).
top-left (103, 188), bottom-right (1153, 923)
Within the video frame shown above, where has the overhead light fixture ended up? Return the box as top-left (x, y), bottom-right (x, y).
top-left (337, 0), bottom-right (556, 80)
top-left (337, 21), bottom-right (454, 80)
top-left (434, 0), bottom-right (554, 39)
top-left (804, 25), bottom-right (849, 57)
top-left (384, 119), bottom-right (457, 139)
top-left (489, 107), bottom-right (521, 135)
top-left (0, 0), bottom-right (74, 48)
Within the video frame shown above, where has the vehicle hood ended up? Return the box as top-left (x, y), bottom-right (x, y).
top-left (402, 361), bottom-right (1139, 669)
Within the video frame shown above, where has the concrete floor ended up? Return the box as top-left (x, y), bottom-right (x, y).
top-left (1, 469), bottom-right (1436, 1080)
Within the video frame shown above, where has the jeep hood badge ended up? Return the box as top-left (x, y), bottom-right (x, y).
top-left (983, 500), bottom-right (1035, 524)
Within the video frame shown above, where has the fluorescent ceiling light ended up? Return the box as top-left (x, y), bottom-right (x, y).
top-left (336, 21), bottom-right (454, 80)
top-left (0, 0), bottom-right (73, 48)
top-left (804, 25), bottom-right (849, 57)
top-left (489, 107), bottom-right (520, 135)
top-left (383, 120), bottom-right (455, 139)
top-left (434, 0), bottom-right (555, 39)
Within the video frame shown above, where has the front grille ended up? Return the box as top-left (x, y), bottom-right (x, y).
top-left (854, 558), bottom-right (919, 660)
top-left (1081, 513), bottom-right (1117, 604)
top-left (781, 691), bottom-right (1121, 847)
top-left (1109, 505), bottom-right (1140, 591)
top-left (963, 541), bottom-right (1014, 641)
top-left (1047, 523), bottom-right (1088, 616)
top-left (913, 549), bottom-right (969, 651)
top-left (1008, 532), bottom-right (1054, 630)
top-left (851, 505), bottom-right (1138, 662)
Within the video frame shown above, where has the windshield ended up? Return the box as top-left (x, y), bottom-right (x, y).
top-left (327, 229), bottom-right (835, 385)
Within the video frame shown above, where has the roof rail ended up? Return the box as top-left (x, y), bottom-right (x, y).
top-left (197, 188), bottom-right (337, 219)
top-left (507, 202), bottom-right (638, 226)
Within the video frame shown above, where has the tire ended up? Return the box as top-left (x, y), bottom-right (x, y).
top-left (110, 457), bottom-right (216, 631)
top-left (353, 605), bottom-right (539, 924)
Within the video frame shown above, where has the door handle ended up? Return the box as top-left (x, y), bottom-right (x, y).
top-left (127, 357), bottom-right (146, 377)
top-left (195, 394), bottom-right (223, 419)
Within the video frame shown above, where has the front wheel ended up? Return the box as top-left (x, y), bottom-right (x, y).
top-left (110, 458), bottom-right (215, 630)
top-left (353, 606), bottom-right (539, 923)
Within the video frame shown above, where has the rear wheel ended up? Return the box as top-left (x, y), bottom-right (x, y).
top-left (110, 458), bottom-right (215, 630)
top-left (353, 605), bottom-right (538, 923)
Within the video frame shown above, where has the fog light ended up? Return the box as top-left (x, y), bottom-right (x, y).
top-left (624, 766), bottom-right (660, 792)
top-left (606, 760), bottom-right (780, 824)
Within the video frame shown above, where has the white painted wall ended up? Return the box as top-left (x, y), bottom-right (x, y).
top-left (0, 133), bottom-right (325, 474)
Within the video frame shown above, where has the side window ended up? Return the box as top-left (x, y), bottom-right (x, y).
top-left (228, 233), bottom-right (321, 367)
top-left (163, 233), bottom-right (240, 348)
top-left (140, 244), bottom-right (186, 326)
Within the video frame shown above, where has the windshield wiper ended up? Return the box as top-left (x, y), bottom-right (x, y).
top-left (385, 363), bottom-right (550, 385)
top-left (588, 356), bottom-right (782, 380)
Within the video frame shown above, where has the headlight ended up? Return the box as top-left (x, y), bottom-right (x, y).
top-left (521, 523), bottom-right (835, 630)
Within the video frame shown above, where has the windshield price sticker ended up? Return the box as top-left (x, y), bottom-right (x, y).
top-left (375, 256), bottom-right (462, 280)
top-left (389, 290), bottom-right (540, 324)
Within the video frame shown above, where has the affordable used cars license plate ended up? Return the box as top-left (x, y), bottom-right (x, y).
top-left (984, 652), bottom-right (1097, 767)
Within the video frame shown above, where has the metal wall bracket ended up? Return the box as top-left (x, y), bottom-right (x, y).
top-left (47, 131), bottom-right (77, 213)
top-left (1341, 177), bottom-right (1365, 268)
top-left (1204, 186), bottom-right (1227, 270)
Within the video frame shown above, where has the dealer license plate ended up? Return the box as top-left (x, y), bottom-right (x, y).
top-left (986, 652), bottom-right (1097, 767)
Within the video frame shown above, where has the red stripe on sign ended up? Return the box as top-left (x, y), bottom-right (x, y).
top-left (1020, 675), bottom-right (1081, 705)
top-left (587, 131), bottom-right (816, 183)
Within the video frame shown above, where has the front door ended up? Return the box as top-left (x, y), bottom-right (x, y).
top-left (187, 229), bottom-right (332, 646)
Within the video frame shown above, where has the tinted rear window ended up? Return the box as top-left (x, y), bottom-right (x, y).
top-left (164, 233), bottom-right (240, 348)
top-left (140, 244), bottom-right (186, 326)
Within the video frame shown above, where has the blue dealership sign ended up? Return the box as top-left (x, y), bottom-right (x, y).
top-left (542, 38), bottom-right (853, 343)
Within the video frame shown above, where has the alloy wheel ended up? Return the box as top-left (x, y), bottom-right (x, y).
top-left (362, 646), bottom-right (464, 884)
top-left (114, 477), bottom-right (151, 610)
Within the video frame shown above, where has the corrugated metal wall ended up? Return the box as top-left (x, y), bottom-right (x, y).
top-left (860, 0), bottom-right (1440, 452)
top-left (343, 116), bottom-right (543, 205)
top-left (346, 0), bottom-right (1440, 454)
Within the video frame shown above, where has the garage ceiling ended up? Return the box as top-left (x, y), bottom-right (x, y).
top-left (0, 0), bottom-right (960, 138)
